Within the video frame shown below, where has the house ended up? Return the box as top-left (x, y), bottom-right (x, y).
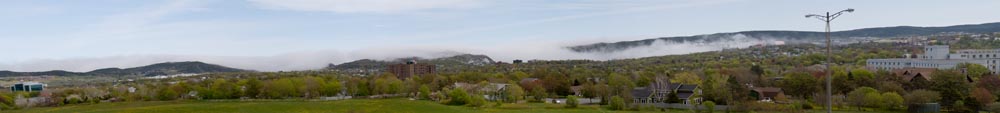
top-left (10, 82), bottom-right (45, 92)
top-left (750, 87), bottom-right (785, 102)
top-left (519, 78), bottom-right (542, 90)
top-left (893, 68), bottom-right (936, 82)
top-left (673, 84), bottom-right (699, 104)
top-left (631, 77), bottom-right (700, 104)
top-left (453, 82), bottom-right (510, 101)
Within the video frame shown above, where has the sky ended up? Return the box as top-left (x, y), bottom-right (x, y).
top-left (2, 0), bottom-right (1000, 72)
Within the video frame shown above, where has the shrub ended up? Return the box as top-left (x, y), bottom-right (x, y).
top-left (447, 88), bottom-right (470, 105)
top-left (703, 101), bottom-right (716, 113)
top-left (609, 96), bottom-right (626, 110)
top-left (881, 92), bottom-right (904, 110)
top-left (905, 90), bottom-right (941, 105)
top-left (418, 85), bottom-right (431, 100)
top-left (565, 95), bottom-right (579, 108)
top-left (467, 94), bottom-right (487, 107)
top-left (800, 102), bottom-right (813, 110)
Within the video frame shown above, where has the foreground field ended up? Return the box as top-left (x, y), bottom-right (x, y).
top-left (3, 99), bottom-right (661, 113)
top-left (2, 99), bottom-right (898, 113)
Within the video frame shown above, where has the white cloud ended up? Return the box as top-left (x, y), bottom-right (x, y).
top-left (0, 34), bottom-right (773, 72)
top-left (246, 0), bottom-right (488, 13)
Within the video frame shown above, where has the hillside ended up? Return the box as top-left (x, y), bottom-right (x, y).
top-left (568, 22), bottom-right (1000, 53)
top-left (327, 54), bottom-right (495, 74)
top-left (0, 61), bottom-right (249, 77)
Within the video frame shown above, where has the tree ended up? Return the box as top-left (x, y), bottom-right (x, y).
top-left (882, 92), bottom-right (904, 110)
top-left (609, 96), bottom-right (626, 110)
top-left (958, 63), bottom-right (990, 81)
top-left (566, 95), bottom-right (579, 108)
top-left (467, 94), bottom-right (487, 107)
top-left (265, 78), bottom-right (297, 99)
top-left (876, 82), bottom-right (906, 94)
top-left (702, 101), bottom-right (716, 113)
top-left (245, 78), bottom-right (262, 98)
top-left (320, 79), bottom-right (342, 97)
top-left (971, 88), bottom-right (996, 109)
top-left (976, 75), bottom-right (1000, 96)
top-left (931, 70), bottom-right (971, 108)
top-left (529, 85), bottom-right (547, 102)
top-left (727, 75), bottom-right (750, 104)
top-left (158, 87), bottom-right (178, 101)
top-left (672, 72), bottom-right (702, 84)
top-left (850, 69), bottom-right (876, 88)
top-left (448, 88), bottom-right (470, 105)
top-left (505, 85), bottom-right (525, 103)
top-left (905, 89), bottom-right (941, 105)
top-left (780, 72), bottom-right (820, 99)
top-left (848, 87), bottom-right (878, 110)
top-left (700, 73), bottom-right (729, 104)
top-left (864, 91), bottom-right (883, 108)
top-left (419, 85), bottom-right (432, 100)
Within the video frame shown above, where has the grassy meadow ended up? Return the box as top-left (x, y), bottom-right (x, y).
top-left (2, 98), bottom-right (899, 113)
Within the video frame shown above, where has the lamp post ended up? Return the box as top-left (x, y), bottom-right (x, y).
top-left (806, 8), bottom-right (854, 113)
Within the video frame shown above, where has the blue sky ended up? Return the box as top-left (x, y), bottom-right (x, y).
top-left (2, 0), bottom-right (1000, 71)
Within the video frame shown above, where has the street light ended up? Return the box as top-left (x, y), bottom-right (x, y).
top-left (805, 8), bottom-right (854, 113)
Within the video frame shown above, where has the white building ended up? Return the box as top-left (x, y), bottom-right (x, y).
top-left (867, 45), bottom-right (1000, 74)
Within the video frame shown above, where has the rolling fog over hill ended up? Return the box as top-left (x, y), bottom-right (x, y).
top-left (4, 22), bottom-right (1000, 72)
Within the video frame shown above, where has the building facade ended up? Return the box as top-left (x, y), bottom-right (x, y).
top-left (387, 61), bottom-right (436, 79)
top-left (10, 82), bottom-right (45, 92)
top-left (867, 45), bottom-right (1000, 74)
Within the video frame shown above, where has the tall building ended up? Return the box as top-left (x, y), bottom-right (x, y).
top-left (867, 45), bottom-right (1000, 74)
top-left (387, 61), bottom-right (435, 79)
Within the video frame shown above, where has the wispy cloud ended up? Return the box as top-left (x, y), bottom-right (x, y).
top-left (246, 0), bottom-right (489, 13)
top-left (406, 0), bottom-right (745, 40)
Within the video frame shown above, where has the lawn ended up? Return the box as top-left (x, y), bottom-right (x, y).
top-left (2, 99), bottom-right (669, 113)
top-left (1, 99), bottom-right (901, 113)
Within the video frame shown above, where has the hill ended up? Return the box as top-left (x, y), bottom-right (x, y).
top-left (0, 61), bottom-right (250, 76)
top-left (568, 22), bottom-right (1000, 53)
top-left (327, 54), bottom-right (495, 74)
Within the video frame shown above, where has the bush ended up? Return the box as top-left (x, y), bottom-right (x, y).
top-left (608, 96), bottom-right (626, 110)
top-left (447, 88), bottom-right (470, 105)
top-left (565, 95), bottom-right (579, 108)
top-left (467, 94), bottom-right (487, 107)
top-left (905, 90), bottom-right (941, 105)
top-left (800, 102), bottom-right (813, 110)
top-left (418, 85), bottom-right (431, 100)
top-left (881, 92), bottom-right (904, 110)
top-left (703, 101), bottom-right (716, 113)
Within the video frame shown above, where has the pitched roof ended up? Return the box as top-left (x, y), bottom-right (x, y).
top-left (676, 84), bottom-right (698, 92)
top-left (752, 87), bottom-right (783, 98)
top-left (676, 92), bottom-right (695, 99)
top-left (631, 87), bottom-right (652, 98)
top-left (520, 78), bottom-right (540, 84)
top-left (893, 68), bottom-right (936, 81)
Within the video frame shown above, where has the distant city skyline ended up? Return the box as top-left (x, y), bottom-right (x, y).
top-left (3, 0), bottom-right (1000, 71)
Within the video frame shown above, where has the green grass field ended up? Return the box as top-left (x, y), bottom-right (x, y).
top-left (2, 99), bottom-right (663, 113)
top-left (1, 99), bottom-right (899, 113)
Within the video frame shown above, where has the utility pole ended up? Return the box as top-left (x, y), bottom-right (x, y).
top-left (806, 8), bottom-right (854, 113)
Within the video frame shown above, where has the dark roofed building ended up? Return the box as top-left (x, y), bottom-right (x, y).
top-left (750, 87), bottom-right (785, 102)
top-left (891, 68), bottom-right (938, 82)
top-left (631, 77), bottom-right (700, 105)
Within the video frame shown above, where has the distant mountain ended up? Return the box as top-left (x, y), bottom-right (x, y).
top-left (569, 22), bottom-right (1000, 53)
top-left (327, 54), bottom-right (495, 73)
top-left (0, 61), bottom-right (250, 77)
